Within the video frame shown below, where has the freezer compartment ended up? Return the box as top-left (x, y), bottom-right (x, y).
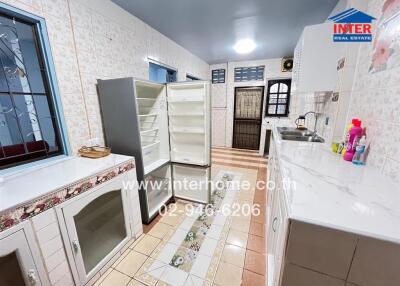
top-left (145, 164), bottom-right (172, 218)
top-left (172, 164), bottom-right (210, 204)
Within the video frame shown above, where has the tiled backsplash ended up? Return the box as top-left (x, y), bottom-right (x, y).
top-left (345, 0), bottom-right (400, 183)
top-left (4, 0), bottom-right (209, 154)
top-left (303, 0), bottom-right (400, 183)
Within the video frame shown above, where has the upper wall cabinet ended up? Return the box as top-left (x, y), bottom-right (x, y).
top-left (292, 23), bottom-right (344, 93)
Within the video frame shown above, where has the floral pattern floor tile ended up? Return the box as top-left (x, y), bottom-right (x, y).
top-left (143, 170), bottom-right (242, 285)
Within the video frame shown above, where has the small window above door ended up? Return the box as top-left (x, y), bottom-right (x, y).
top-left (265, 79), bottom-right (291, 117)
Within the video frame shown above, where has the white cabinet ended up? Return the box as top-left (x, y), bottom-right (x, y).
top-left (292, 23), bottom-right (343, 93)
top-left (0, 221), bottom-right (49, 286)
top-left (267, 134), bottom-right (289, 286)
top-left (56, 171), bottom-right (139, 285)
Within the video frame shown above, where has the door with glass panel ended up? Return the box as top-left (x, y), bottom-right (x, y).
top-left (60, 178), bottom-right (133, 284)
top-left (0, 223), bottom-right (48, 286)
top-left (233, 86), bottom-right (264, 150)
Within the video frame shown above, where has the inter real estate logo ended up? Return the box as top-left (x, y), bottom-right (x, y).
top-left (328, 8), bottom-right (376, 42)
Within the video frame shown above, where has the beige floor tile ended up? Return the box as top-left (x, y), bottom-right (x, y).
top-left (221, 244), bottom-right (246, 267)
top-left (214, 261), bottom-right (243, 286)
top-left (148, 222), bottom-right (173, 239)
top-left (114, 251), bottom-right (129, 267)
top-left (128, 235), bottom-right (144, 249)
top-left (128, 279), bottom-right (146, 286)
top-left (98, 270), bottom-right (131, 286)
top-left (133, 235), bottom-right (161, 255)
top-left (230, 217), bottom-right (251, 233)
top-left (93, 268), bottom-right (113, 286)
top-left (115, 250), bottom-right (147, 277)
top-left (159, 213), bottom-right (183, 226)
top-left (226, 229), bottom-right (248, 249)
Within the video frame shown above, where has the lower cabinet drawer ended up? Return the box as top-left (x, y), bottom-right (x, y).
top-left (285, 221), bottom-right (357, 280)
top-left (281, 263), bottom-right (345, 286)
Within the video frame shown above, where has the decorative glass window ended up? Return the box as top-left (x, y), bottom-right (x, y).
top-left (265, 79), bottom-right (291, 117)
top-left (234, 66), bottom-right (264, 82)
top-left (211, 69), bottom-right (225, 84)
top-left (0, 9), bottom-right (66, 169)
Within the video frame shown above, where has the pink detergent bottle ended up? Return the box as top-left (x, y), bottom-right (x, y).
top-left (344, 119), bottom-right (362, 161)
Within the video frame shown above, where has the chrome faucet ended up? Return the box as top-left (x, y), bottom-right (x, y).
top-left (303, 111), bottom-right (320, 136)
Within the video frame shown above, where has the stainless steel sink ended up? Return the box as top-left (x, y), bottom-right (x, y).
top-left (280, 134), bottom-right (325, 143)
top-left (277, 127), bottom-right (324, 143)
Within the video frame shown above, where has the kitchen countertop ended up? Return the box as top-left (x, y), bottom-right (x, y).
top-left (0, 154), bottom-right (134, 213)
top-left (272, 126), bottom-right (400, 244)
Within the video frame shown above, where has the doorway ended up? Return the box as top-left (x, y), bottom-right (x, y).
top-left (233, 86), bottom-right (264, 150)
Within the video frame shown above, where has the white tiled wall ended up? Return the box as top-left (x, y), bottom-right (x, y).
top-left (345, 0), bottom-right (400, 183)
top-left (302, 0), bottom-right (400, 183)
top-left (31, 209), bottom-right (75, 286)
top-left (3, 0), bottom-right (209, 154)
top-left (210, 59), bottom-right (292, 148)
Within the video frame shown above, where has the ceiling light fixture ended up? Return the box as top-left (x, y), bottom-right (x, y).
top-left (234, 39), bottom-right (256, 54)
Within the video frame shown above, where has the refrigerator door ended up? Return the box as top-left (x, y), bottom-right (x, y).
top-left (167, 81), bottom-right (211, 166)
top-left (134, 79), bottom-right (171, 175)
top-left (172, 164), bottom-right (210, 204)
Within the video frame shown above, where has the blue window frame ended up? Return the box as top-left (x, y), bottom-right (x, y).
top-left (0, 3), bottom-right (70, 171)
top-left (149, 62), bottom-right (177, 83)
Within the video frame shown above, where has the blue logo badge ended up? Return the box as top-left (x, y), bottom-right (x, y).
top-left (328, 8), bottom-right (377, 42)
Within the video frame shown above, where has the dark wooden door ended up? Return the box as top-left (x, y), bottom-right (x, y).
top-left (233, 86), bottom-right (264, 150)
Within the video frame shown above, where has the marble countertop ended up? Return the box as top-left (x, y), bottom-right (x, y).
top-left (272, 126), bottom-right (400, 244)
top-left (0, 154), bottom-right (134, 213)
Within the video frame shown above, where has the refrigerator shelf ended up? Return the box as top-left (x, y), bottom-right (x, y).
top-left (170, 127), bottom-right (205, 134)
top-left (142, 141), bottom-right (160, 150)
top-left (140, 128), bottom-right (159, 134)
top-left (169, 112), bottom-right (204, 116)
top-left (139, 113), bottom-right (158, 117)
top-left (144, 158), bottom-right (169, 175)
top-left (137, 98), bottom-right (157, 101)
top-left (168, 97), bottom-right (203, 103)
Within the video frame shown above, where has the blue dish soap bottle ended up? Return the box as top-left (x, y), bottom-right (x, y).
top-left (352, 135), bottom-right (367, 165)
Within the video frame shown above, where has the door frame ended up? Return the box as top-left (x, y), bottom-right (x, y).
top-left (232, 86), bottom-right (265, 150)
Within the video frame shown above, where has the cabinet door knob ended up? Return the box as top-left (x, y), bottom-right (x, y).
top-left (72, 240), bottom-right (80, 252)
top-left (27, 269), bottom-right (37, 285)
top-left (272, 217), bottom-right (278, 232)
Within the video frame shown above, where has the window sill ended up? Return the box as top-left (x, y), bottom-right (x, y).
top-left (0, 155), bottom-right (72, 183)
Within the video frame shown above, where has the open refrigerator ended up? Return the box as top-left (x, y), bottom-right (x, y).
top-left (97, 78), bottom-right (211, 223)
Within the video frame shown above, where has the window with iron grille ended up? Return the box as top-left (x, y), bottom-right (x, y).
top-left (234, 66), bottom-right (264, 82)
top-left (265, 79), bottom-right (292, 117)
top-left (211, 69), bottom-right (225, 84)
top-left (0, 11), bottom-right (65, 169)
